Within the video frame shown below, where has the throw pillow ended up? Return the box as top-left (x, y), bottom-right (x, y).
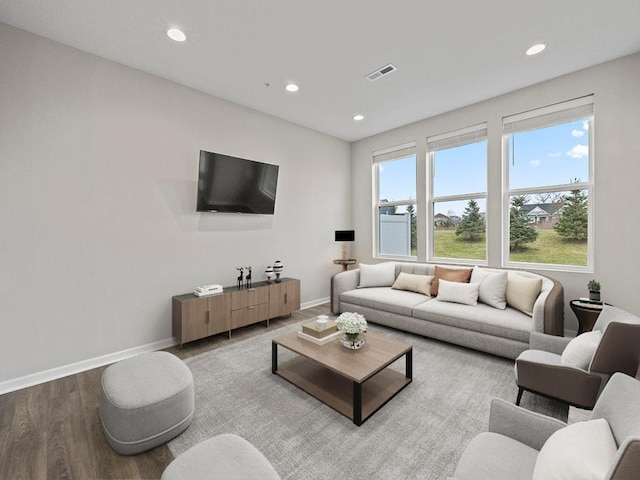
top-left (391, 273), bottom-right (433, 296)
top-left (506, 272), bottom-right (543, 316)
top-left (430, 266), bottom-right (473, 296)
top-left (470, 266), bottom-right (508, 310)
top-left (358, 262), bottom-right (396, 288)
top-left (436, 279), bottom-right (480, 306)
top-left (532, 418), bottom-right (617, 480)
top-left (561, 330), bottom-right (603, 370)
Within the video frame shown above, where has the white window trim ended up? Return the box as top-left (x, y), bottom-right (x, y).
top-left (502, 97), bottom-right (594, 272)
top-left (428, 123), bottom-right (488, 264)
top-left (373, 143), bottom-right (417, 260)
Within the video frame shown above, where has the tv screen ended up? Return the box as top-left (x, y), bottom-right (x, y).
top-left (197, 150), bottom-right (279, 214)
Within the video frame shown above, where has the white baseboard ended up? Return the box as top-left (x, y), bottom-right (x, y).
top-left (0, 297), bottom-right (331, 396)
top-left (0, 337), bottom-right (178, 396)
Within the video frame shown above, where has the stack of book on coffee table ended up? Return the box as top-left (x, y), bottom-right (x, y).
top-left (298, 319), bottom-right (340, 345)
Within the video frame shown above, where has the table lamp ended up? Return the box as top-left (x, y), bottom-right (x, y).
top-left (335, 230), bottom-right (355, 260)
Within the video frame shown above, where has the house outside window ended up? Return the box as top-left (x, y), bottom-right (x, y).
top-left (427, 124), bottom-right (488, 262)
top-left (373, 143), bottom-right (417, 258)
top-left (503, 96), bottom-right (594, 269)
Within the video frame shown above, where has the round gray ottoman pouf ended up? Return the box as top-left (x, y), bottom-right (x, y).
top-left (161, 434), bottom-right (281, 480)
top-left (100, 351), bottom-right (194, 455)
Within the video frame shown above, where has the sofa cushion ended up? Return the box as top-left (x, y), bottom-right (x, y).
top-left (430, 266), bottom-right (473, 296)
top-left (532, 418), bottom-right (617, 480)
top-left (506, 272), bottom-right (542, 316)
top-left (471, 267), bottom-right (508, 310)
top-left (560, 330), bottom-right (602, 370)
top-left (358, 262), bottom-right (396, 288)
top-left (392, 272), bottom-right (433, 296)
top-left (341, 287), bottom-right (432, 317)
top-left (413, 300), bottom-right (532, 343)
top-left (437, 279), bottom-right (480, 306)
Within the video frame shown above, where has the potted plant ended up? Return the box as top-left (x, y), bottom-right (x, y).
top-left (336, 312), bottom-right (367, 349)
top-left (588, 279), bottom-right (601, 302)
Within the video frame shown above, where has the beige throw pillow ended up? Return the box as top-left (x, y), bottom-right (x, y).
top-left (430, 266), bottom-right (473, 296)
top-left (532, 418), bottom-right (617, 480)
top-left (391, 273), bottom-right (433, 296)
top-left (436, 279), bottom-right (480, 306)
top-left (506, 272), bottom-right (542, 316)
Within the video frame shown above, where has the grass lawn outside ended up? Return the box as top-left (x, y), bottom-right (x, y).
top-left (434, 229), bottom-right (587, 265)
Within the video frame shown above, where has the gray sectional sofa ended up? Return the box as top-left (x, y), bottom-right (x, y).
top-left (331, 262), bottom-right (564, 359)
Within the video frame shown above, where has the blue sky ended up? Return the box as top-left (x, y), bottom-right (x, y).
top-left (379, 118), bottom-right (590, 217)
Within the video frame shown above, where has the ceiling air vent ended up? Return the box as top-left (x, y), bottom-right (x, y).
top-left (366, 63), bottom-right (397, 82)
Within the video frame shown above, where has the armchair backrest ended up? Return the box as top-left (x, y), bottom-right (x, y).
top-left (591, 373), bottom-right (640, 445)
top-left (589, 306), bottom-right (640, 378)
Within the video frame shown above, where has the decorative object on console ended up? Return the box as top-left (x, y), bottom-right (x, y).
top-left (245, 266), bottom-right (252, 289)
top-left (588, 279), bottom-right (601, 302)
top-left (336, 311), bottom-right (367, 349)
top-left (264, 265), bottom-right (274, 283)
top-left (273, 260), bottom-right (283, 282)
top-left (194, 284), bottom-right (223, 297)
top-left (236, 267), bottom-right (244, 289)
top-left (335, 230), bottom-right (355, 260)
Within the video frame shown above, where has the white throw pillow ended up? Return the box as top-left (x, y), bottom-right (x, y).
top-left (358, 262), bottom-right (396, 288)
top-left (391, 273), bottom-right (433, 296)
top-left (561, 330), bottom-right (603, 370)
top-left (470, 267), bottom-right (508, 310)
top-left (533, 418), bottom-right (617, 480)
top-left (506, 272), bottom-right (543, 316)
top-left (436, 279), bottom-right (480, 306)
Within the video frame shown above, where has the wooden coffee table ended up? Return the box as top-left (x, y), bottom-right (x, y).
top-left (272, 330), bottom-right (412, 426)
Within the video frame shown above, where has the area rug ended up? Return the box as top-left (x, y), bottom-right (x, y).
top-left (168, 322), bottom-right (567, 479)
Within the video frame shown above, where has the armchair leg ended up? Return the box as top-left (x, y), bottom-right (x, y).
top-left (516, 387), bottom-right (523, 406)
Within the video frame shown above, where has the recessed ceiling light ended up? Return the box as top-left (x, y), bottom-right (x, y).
top-left (353, 114), bottom-right (364, 121)
top-left (167, 28), bottom-right (186, 42)
top-left (526, 43), bottom-right (546, 56)
top-left (285, 83), bottom-right (299, 92)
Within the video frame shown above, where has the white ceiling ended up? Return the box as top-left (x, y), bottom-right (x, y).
top-left (2, 0), bottom-right (640, 142)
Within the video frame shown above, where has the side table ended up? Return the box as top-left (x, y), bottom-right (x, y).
top-left (333, 259), bottom-right (356, 271)
top-left (570, 299), bottom-right (608, 335)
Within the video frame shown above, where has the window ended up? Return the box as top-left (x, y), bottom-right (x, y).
top-left (428, 124), bottom-right (488, 262)
top-left (374, 143), bottom-right (417, 258)
top-left (503, 96), bottom-right (593, 269)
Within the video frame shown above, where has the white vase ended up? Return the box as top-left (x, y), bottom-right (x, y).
top-left (339, 331), bottom-right (366, 350)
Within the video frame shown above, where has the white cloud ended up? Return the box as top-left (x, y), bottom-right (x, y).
top-left (583, 120), bottom-right (589, 131)
top-left (566, 144), bottom-right (589, 159)
top-left (572, 129), bottom-right (585, 137)
top-left (549, 152), bottom-right (561, 158)
top-left (530, 159), bottom-right (541, 166)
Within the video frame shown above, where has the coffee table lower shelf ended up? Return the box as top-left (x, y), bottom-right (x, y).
top-left (273, 354), bottom-right (411, 426)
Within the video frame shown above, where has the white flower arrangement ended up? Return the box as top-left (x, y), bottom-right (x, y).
top-left (336, 312), bottom-right (367, 339)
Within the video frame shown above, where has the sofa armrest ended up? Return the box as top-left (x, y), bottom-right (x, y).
top-left (489, 398), bottom-right (566, 451)
top-left (331, 269), bottom-right (360, 314)
top-left (543, 276), bottom-right (564, 336)
top-left (529, 331), bottom-right (572, 355)
top-left (608, 437), bottom-right (640, 480)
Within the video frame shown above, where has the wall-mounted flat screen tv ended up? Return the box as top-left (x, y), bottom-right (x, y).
top-left (197, 150), bottom-right (279, 214)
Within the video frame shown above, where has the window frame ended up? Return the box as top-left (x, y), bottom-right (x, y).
top-left (373, 142), bottom-right (417, 260)
top-left (502, 96), bottom-right (595, 272)
top-left (427, 123), bottom-right (488, 265)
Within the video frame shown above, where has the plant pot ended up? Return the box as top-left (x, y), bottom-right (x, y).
top-left (589, 291), bottom-right (601, 302)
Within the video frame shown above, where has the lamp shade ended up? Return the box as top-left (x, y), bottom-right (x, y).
top-left (335, 230), bottom-right (355, 242)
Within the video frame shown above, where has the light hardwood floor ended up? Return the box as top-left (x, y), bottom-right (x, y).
top-left (1, 304), bottom-right (329, 480)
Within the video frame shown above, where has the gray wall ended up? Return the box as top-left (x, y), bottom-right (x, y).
top-left (351, 53), bottom-right (640, 332)
top-left (0, 24), bottom-right (351, 385)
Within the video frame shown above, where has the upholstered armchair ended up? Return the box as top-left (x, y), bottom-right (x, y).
top-left (450, 373), bottom-right (640, 480)
top-left (515, 305), bottom-right (640, 409)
